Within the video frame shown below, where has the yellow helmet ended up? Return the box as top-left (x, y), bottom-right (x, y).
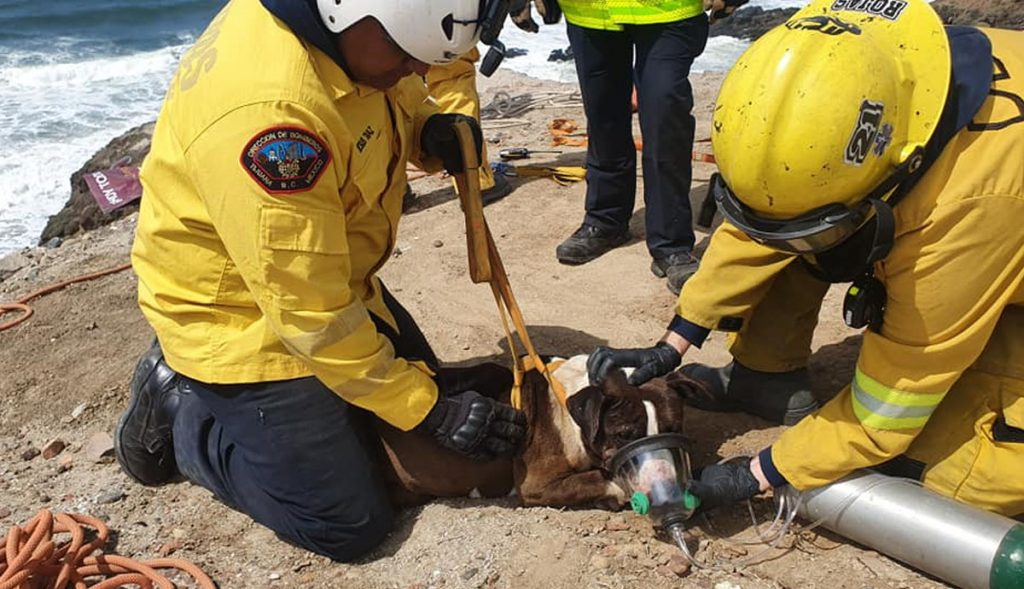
top-left (711, 0), bottom-right (950, 255)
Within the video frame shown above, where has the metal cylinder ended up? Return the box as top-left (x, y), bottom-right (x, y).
top-left (784, 470), bottom-right (1024, 589)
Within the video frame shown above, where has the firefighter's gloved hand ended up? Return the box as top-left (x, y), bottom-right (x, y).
top-left (509, 0), bottom-right (563, 32)
top-left (704, 0), bottom-right (748, 22)
top-left (687, 460), bottom-right (762, 510)
top-left (418, 390), bottom-right (527, 461)
top-left (588, 342), bottom-right (682, 386)
top-left (421, 114), bottom-right (484, 174)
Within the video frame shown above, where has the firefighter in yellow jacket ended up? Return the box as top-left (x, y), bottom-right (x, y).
top-left (589, 0), bottom-right (1024, 516)
top-left (114, 0), bottom-right (526, 561)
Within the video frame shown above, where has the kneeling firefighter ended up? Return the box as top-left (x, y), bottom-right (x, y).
top-left (115, 0), bottom-right (526, 561)
top-left (589, 0), bottom-right (1024, 516)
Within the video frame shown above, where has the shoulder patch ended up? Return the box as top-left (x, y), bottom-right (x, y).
top-left (241, 127), bottom-right (332, 194)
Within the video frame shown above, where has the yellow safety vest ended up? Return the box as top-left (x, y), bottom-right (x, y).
top-left (558, 0), bottom-right (705, 31)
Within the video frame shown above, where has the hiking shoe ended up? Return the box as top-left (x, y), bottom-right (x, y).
top-left (114, 341), bottom-right (184, 486)
top-left (651, 253), bottom-right (701, 295)
top-left (678, 360), bottom-right (819, 426)
top-left (482, 173), bottom-right (514, 205)
top-left (556, 224), bottom-right (630, 265)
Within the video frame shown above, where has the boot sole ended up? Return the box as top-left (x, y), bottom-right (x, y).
top-left (114, 359), bottom-right (170, 487)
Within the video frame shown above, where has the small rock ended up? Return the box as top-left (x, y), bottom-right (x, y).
top-left (84, 432), bottom-right (115, 463)
top-left (45, 236), bottom-right (63, 249)
top-left (0, 251), bottom-right (31, 281)
top-left (292, 561), bottom-right (312, 572)
top-left (171, 528), bottom-right (188, 540)
top-left (42, 439), bottom-right (66, 460)
top-left (667, 553), bottom-right (692, 577)
top-left (714, 582), bottom-right (742, 589)
top-left (269, 572), bottom-right (281, 581)
top-left (0, 507), bottom-right (10, 519)
top-left (70, 402), bottom-right (89, 420)
top-left (589, 555), bottom-right (610, 570)
top-left (432, 239), bottom-right (444, 248)
top-left (461, 567), bottom-right (479, 580)
top-left (157, 541), bottom-right (183, 557)
top-left (605, 516), bottom-right (630, 531)
top-left (548, 46), bottom-right (574, 62)
top-left (656, 566), bottom-right (676, 578)
top-left (21, 446), bottom-right (40, 461)
top-left (95, 489), bottom-right (124, 505)
top-left (57, 456), bottom-right (74, 473)
top-left (620, 543), bottom-right (644, 559)
top-left (85, 321), bottom-right (98, 331)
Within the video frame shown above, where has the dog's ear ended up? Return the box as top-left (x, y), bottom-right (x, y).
top-left (567, 385), bottom-right (604, 452)
top-left (601, 369), bottom-right (641, 400)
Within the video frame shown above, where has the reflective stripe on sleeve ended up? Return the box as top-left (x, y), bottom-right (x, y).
top-left (850, 367), bottom-right (945, 430)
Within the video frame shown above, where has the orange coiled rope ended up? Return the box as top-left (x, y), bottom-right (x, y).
top-left (0, 262), bottom-right (132, 332)
top-left (0, 510), bottom-right (215, 589)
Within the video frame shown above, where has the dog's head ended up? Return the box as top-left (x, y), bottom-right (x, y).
top-left (555, 358), bottom-right (695, 467)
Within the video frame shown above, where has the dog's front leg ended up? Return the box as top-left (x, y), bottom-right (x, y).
top-left (519, 469), bottom-right (626, 509)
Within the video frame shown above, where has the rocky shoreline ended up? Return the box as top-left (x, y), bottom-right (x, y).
top-left (20, 0), bottom-right (1022, 255)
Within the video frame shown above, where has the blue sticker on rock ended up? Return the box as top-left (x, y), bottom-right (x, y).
top-left (241, 127), bottom-right (331, 194)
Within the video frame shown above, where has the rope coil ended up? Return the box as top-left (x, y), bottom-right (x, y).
top-left (0, 263), bottom-right (132, 332)
top-left (0, 510), bottom-right (215, 589)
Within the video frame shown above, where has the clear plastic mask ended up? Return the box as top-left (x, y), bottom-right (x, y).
top-left (610, 433), bottom-right (699, 528)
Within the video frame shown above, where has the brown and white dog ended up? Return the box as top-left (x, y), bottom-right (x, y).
top-left (373, 355), bottom-right (696, 509)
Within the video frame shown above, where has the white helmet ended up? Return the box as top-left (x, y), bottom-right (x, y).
top-left (316, 0), bottom-right (485, 65)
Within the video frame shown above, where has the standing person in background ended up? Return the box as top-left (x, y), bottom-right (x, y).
top-left (550, 0), bottom-right (710, 294)
top-left (425, 49), bottom-right (514, 205)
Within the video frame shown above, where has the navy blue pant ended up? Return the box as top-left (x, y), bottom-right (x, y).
top-left (171, 285), bottom-right (438, 562)
top-left (567, 15), bottom-right (709, 259)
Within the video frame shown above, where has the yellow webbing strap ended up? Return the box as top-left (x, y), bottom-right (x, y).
top-left (450, 121), bottom-right (568, 409)
top-left (515, 165), bottom-right (587, 186)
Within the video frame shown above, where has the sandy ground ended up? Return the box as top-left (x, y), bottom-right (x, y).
top-left (0, 69), bottom-right (947, 588)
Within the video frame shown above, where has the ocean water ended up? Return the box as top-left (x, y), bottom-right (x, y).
top-left (0, 0), bottom-right (804, 257)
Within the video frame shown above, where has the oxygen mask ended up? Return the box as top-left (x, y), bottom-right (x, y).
top-left (609, 433), bottom-right (700, 529)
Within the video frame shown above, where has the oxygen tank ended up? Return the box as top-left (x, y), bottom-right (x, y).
top-left (782, 471), bottom-right (1024, 589)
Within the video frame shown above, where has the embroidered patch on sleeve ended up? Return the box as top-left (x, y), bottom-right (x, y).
top-left (241, 127), bottom-right (332, 194)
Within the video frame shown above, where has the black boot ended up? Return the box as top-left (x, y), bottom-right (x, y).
top-left (114, 341), bottom-right (185, 486)
top-left (556, 224), bottom-right (630, 265)
top-left (679, 360), bottom-right (819, 426)
top-left (651, 253), bottom-right (700, 295)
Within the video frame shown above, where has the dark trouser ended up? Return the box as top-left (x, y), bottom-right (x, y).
top-left (171, 284), bottom-right (437, 562)
top-left (566, 16), bottom-right (709, 259)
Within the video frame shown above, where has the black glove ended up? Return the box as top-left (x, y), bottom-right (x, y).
top-left (687, 460), bottom-right (762, 510)
top-left (705, 0), bottom-right (749, 23)
top-left (420, 114), bottom-right (484, 174)
top-left (417, 390), bottom-right (527, 461)
top-left (509, 0), bottom-right (563, 32)
top-left (587, 342), bottom-right (682, 386)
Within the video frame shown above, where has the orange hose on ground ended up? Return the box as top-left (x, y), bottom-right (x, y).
top-left (0, 262), bottom-right (132, 332)
top-left (0, 510), bottom-right (215, 589)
